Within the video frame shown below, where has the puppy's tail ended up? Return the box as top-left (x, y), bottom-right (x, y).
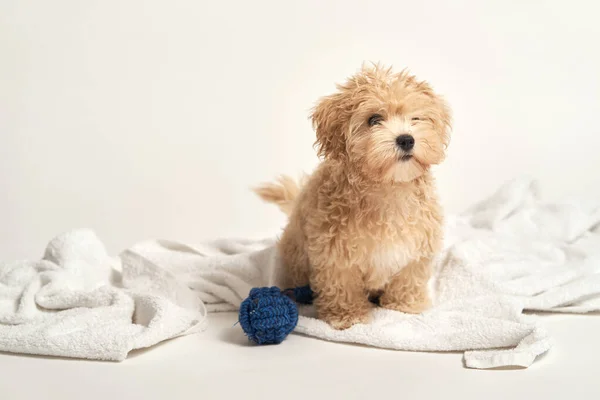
top-left (253, 175), bottom-right (305, 217)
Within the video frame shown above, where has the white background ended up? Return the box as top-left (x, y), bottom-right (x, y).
top-left (2, 0), bottom-right (599, 259)
top-left (3, 2), bottom-right (600, 398)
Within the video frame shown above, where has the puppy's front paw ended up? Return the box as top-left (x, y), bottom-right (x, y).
top-left (380, 291), bottom-right (431, 314)
top-left (324, 311), bottom-right (370, 330)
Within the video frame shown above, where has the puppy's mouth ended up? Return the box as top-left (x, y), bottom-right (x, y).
top-left (399, 154), bottom-right (414, 162)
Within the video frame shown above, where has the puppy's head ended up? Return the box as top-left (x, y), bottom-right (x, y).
top-left (311, 64), bottom-right (451, 183)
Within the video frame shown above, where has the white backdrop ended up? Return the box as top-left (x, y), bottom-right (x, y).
top-left (2, 0), bottom-right (599, 259)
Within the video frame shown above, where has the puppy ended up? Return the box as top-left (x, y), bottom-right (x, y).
top-left (255, 63), bottom-right (451, 330)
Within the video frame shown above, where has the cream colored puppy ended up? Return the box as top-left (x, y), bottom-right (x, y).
top-left (256, 64), bottom-right (451, 329)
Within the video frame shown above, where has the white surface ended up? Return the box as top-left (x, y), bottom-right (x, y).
top-left (4, 178), bottom-right (599, 368)
top-left (1, 312), bottom-right (600, 399)
top-left (115, 178), bottom-right (600, 370)
top-left (2, 0), bottom-right (600, 260)
top-left (2, 180), bottom-right (600, 396)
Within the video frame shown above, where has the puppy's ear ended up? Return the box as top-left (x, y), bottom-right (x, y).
top-left (409, 76), bottom-right (452, 147)
top-left (424, 88), bottom-right (452, 148)
top-left (310, 91), bottom-right (351, 159)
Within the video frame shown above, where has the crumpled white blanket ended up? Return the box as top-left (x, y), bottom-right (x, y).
top-left (1, 177), bottom-right (599, 368)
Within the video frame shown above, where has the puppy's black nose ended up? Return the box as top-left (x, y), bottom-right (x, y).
top-left (396, 134), bottom-right (415, 151)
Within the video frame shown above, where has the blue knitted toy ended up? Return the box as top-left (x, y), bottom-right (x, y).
top-left (238, 285), bottom-right (313, 345)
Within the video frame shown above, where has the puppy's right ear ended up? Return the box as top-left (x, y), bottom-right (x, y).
top-left (310, 91), bottom-right (350, 159)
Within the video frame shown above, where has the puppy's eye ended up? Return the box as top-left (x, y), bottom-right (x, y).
top-left (368, 114), bottom-right (384, 127)
top-left (411, 117), bottom-right (422, 122)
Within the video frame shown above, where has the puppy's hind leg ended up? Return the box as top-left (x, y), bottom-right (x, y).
top-left (277, 223), bottom-right (310, 289)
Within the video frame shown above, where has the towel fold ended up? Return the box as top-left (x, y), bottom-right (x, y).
top-left (1, 177), bottom-right (599, 368)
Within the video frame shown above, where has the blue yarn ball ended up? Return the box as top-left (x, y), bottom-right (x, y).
top-left (239, 287), bottom-right (299, 345)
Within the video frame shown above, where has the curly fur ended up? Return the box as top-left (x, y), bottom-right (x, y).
top-left (255, 63), bottom-right (451, 330)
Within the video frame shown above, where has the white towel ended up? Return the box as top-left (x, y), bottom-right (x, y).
top-left (1, 177), bottom-right (599, 368)
top-left (0, 230), bottom-right (207, 361)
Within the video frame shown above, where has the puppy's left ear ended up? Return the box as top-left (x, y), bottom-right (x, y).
top-left (310, 91), bottom-right (351, 159)
top-left (416, 80), bottom-right (452, 147)
top-left (432, 93), bottom-right (452, 148)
